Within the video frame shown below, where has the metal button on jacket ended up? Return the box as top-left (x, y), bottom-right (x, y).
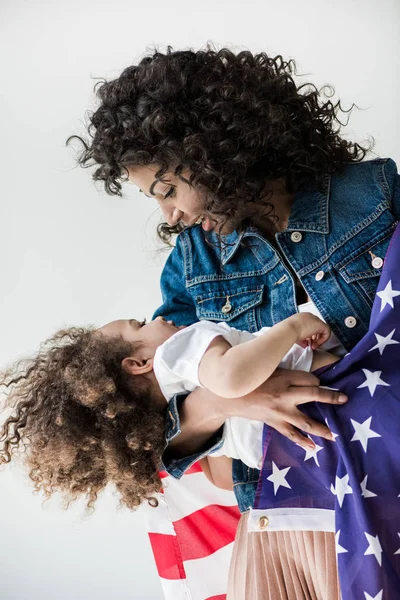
top-left (290, 231), bottom-right (303, 243)
top-left (259, 516), bottom-right (269, 530)
top-left (372, 256), bottom-right (384, 269)
top-left (345, 316), bottom-right (357, 328)
top-left (221, 298), bottom-right (232, 314)
top-left (315, 270), bottom-right (325, 281)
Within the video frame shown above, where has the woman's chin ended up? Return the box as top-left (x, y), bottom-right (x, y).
top-left (201, 216), bottom-right (215, 232)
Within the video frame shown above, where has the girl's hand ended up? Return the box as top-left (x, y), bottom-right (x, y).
top-left (289, 313), bottom-right (331, 350)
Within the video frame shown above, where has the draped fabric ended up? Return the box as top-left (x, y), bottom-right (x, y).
top-left (143, 463), bottom-right (240, 600)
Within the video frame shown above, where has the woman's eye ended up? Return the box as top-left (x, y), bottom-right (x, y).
top-left (140, 319), bottom-right (147, 327)
top-left (163, 187), bottom-right (175, 200)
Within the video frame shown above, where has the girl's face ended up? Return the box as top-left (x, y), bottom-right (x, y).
top-left (127, 165), bottom-right (216, 232)
top-left (99, 316), bottom-right (184, 357)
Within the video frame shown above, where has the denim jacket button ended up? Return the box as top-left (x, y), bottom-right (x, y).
top-left (259, 516), bottom-right (269, 530)
top-left (315, 270), bottom-right (325, 281)
top-left (290, 231), bottom-right (303, 243)
top-left (344, 316), bottom-right (357, 328)
top-left (372, 256), bottom-right (384, 269)
top-left (221, 300), bottom-right (232, 313)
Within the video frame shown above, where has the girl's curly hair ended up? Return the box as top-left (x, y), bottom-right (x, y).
top-left (0, 328), bottom-right (166, 512)
top-left (70, 46), bottom-right (368, 242)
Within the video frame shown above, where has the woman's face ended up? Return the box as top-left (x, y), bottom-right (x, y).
top-left (127, 165), bottom-right (216, 232)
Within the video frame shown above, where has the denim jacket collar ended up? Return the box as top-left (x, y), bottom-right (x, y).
top-left (286, 173), bottom-right (330, 234)
top-left (212, 174), bottom-right (331, 265)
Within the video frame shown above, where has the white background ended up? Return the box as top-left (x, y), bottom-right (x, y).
top-left (1, 0), bottom-right (399, 598)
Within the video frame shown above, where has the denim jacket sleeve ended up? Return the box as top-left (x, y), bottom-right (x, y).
top-left (384, 158), bottom-right (400, 220)
top-left (162, 392), bottom-right (224, 479)
top-left (152, 235), bottom-right (198, 326)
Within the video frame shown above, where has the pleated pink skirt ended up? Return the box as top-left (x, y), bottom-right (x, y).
top-left (227, 512), bottom-right (340, 600)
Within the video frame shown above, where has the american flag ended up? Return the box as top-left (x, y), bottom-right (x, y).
top-left (254, 225), bottom-right (400, 599)
top-left (144, 462), bottom-right (240, 600)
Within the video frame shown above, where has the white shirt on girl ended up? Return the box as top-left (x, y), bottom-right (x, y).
top-left (153, 319), bottom-right (314, 469)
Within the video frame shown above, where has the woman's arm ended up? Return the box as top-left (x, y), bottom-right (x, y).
top-left (198, 313), bottom-right (331, 398)
top-left (167, 368), bottom-right (347, 462)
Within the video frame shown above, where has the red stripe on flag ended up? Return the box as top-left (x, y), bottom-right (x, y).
top-left (173, 504), bottom-right (240, 561)
top-left (206, 596), bottom-right (227, 600)
top-left (148, 532), bottom-right (187, 580)
top-left (159, 461), bottom-right (202, 480)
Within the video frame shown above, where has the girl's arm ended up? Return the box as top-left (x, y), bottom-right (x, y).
top-left (199, 456), bottom-right (234, 491)
top-left (198, 312), bottom-right (331, 398)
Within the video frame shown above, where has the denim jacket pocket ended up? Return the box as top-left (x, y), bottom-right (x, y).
top-left (195, 284), bottom-right (264, 331)
top-left (336, 230), bottom-right (393, 305)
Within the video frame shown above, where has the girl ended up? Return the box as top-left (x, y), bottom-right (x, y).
top-left (0, 311), bottom-right (337, 511)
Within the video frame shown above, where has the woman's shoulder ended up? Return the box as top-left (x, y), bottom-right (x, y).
top-left (330, 157), bottom-right (399, 206)
top-left (335, 157), bottom-right (398, 186)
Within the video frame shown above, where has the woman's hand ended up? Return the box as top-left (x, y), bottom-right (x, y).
top-left (227, 368), bottom-right (347, 449)
top-left (168, 368), bottom-right (347, 457)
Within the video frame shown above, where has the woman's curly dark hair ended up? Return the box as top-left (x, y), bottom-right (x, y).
top-left (0, 328), bottom-right (166, 512)
top-left (70, 46), bottom-right (369, 242)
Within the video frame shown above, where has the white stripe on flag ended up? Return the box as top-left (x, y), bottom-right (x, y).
top-left (159, 576), bottom-right (192, 600)
top-left (163, 471), bottom-right (237, 520)
top-left (183, 542), bottom-right (235, 600)
top-left (141, 493), bottom-right (177, 535)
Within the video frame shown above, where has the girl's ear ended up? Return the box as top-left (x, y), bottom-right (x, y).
top-left (122, 356), bottom-right (154, 376)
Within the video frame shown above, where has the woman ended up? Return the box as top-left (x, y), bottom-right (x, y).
top-left (72, 47), bottom-right (400, 599)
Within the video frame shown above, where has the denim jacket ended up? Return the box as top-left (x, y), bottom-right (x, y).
top-left (155, 158), bottom-right (400, 513)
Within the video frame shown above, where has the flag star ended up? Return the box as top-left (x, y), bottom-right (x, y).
top-left (364, 532), bottom-right (383, 566)
top-left (303, 438), bottom-right (323, 466)
top-left (369, 329), bottom-right (399, 355)
top-left (395, 533), bottom-right (400, 555)
top-left (376, 280), bottom-right (400, 311)
top-left (267, 462), bottom-right (291, 495)
top-left (330, 474), bottom-right (353, 507)
top-left (357, 369), bottom-right (390, 397)
top-left (360, 475), bottom-right (377, 498)
top-left (350, 417), bottom-right (381, 452)
top-left (364, 591), bottom-right (383, 600)
top-left (335, 530), bottom-right (348, 555)
top-left (325, 418), bottom-right (339, 440)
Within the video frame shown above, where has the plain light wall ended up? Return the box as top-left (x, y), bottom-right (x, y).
top-left (1, 0), bottom-right (399, 598)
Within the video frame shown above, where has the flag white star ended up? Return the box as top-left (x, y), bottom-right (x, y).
top-left (303, 438), bottom-right (323, 466)
top-left (360, 475), bottom-right (377, 498)
top-left (364, 532), bottom-right (383, 566)
top-left (325, 418), bottom-right (339, 440)
top-left (330, 473), bottom-right (353, 507)
top-left (357, 369), bottom-right (390, 397)
top-left (376, 280), bottom-right (400, 311)
top-left (395, 533), bottom-right (400, 555)
top-left (267, 462), bottom-right (291, 495)
top-left (364, 591), bottom-right (383, 600)
top-left (335, 530), bottom-right (348, 555)
top-left (369, 329), bottom-right (399, 355)
top-left (350, 417), bottom-right (381, 452)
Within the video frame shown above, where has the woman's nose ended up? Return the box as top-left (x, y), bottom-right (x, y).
top-left (163, 207), bottom-right (183, 226)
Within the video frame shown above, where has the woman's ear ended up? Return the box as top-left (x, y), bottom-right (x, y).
top-left (122, 356), bottom-right (154, 376)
